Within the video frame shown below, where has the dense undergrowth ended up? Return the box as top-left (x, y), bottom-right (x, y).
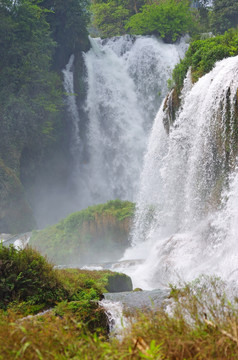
top-left (30, 200), bottom-right (135, 265)
top-left (1, 272), bottom-right (238, 359)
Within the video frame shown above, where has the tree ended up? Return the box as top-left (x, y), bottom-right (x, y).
top-left (210, 0), bottom-right (238, 34)
top-left (40, 0), bottom-right (90, 67)
top-left (125, 0), bottom-right (195, 43)
top-left (91, 0), bottom-right (145, 38)
top-left (0, 0), bottom-right (63, 168)
top-left (91, 1), bottom-right (130, 37)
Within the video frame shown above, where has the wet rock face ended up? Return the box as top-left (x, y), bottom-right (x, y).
top-left (163, 87), bottom-right (180, 133)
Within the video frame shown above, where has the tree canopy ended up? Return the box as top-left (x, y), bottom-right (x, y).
top-left (125, 0), bottom-right (194, 43)
top-left (210, 0), bottom-right (238, 34)
top-left (91, 0), bottom-right (144, 38)
top-left (0, 0), bottom-right (90, 231)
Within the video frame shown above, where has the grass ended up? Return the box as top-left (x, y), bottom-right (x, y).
top-left (2, 245), bottom-right (238, 359)
top-left (1, 273), bottom-right (238, 359)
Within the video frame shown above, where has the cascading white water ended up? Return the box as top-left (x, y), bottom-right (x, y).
top-left (99, 299), bottom-right (128, 337)
top-left (122, 56), bottom-right (238, 290)
top-left (70, 35), bottom-right (188, 208)
top-left (62, 55), bottom-right (82, 156)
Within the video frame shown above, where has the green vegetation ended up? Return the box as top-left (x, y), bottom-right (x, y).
top-left (90, 0), bottom-right (238, 42)
top-left (125, 0), bottom-right (194, 43)
top-left (91, 0), bottom-right (199, 40)
top-left (2, 246), bottom-right (238, 360)
top-left (30, 200), bottom-right (135, 265)
top-left (0, 245), bottom-right (125, 311)
top-left (1, 274), bottom-right (238, 359)
top-left (0, 244), bottom-right (132, 335)
top-left (210, 0), bottom-right (238, 35)
top-left (0, 0), bottom-right (90, 232)
top-left (172, 28), bottom-right (238, 93)
top-left (40, 0), bottom-right (90, 68)
top-left (0, 245), bottom-right (69, 311)
top-left (91, 0), bottom-right (130, 38)
top-left (57, 268), bottom-right (132, 293)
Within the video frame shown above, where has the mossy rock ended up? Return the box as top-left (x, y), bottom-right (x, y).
top-left (105, 273), bottom-right (133, 293)
top-left (56, 268), bottom-right (133, 294)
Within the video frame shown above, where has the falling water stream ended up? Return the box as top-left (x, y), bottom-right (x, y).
top-left (65, 35), bottom-right (188, 208)
top-left (119, 55), bottom-right (238, 290)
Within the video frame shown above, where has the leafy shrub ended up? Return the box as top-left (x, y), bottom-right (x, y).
top-left (0, 245), bottom-right (67, 309)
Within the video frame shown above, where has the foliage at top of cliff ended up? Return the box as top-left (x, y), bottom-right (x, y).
top-left (91, 0), bottom-right (202, 41)
top-left (40, 0), bottom-right (90, 68)
top-left (63, 199), bottom-right (135, 224)
top-left (90, 0), bottom-right (238, 42)
top-left (125, 0), bottom-right (195, 43)
top-left (30, 200), bottom-right (134, 265)
top-left (172, 28), bottom-right (238, 92)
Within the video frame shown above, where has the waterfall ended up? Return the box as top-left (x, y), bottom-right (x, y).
top-left (123, 55), bottom-right (238, 290)
top-left (62, 55), bottom-right (81, 156)
top-left (68, 35), bottom-right (188, 208)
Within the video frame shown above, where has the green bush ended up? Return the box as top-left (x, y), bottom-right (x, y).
top-left (0, 245), bottom-right (67, 309)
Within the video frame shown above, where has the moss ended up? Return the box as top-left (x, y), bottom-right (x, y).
top-left (105, 272), bottom-right (133, 292)
top-left (56, 268), bottom-right (133, 294)
top-left (30, 200), bottom-right (135, 265)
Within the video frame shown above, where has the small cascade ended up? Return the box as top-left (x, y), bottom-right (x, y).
top-left (99, 299), bottom-right (128, 337)
top-left (69, 35), bottom-right (188, 208)
top-left (123, 55), bottom-right (238, 289)
top-left (62, 54), bottom-right (81, 156)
